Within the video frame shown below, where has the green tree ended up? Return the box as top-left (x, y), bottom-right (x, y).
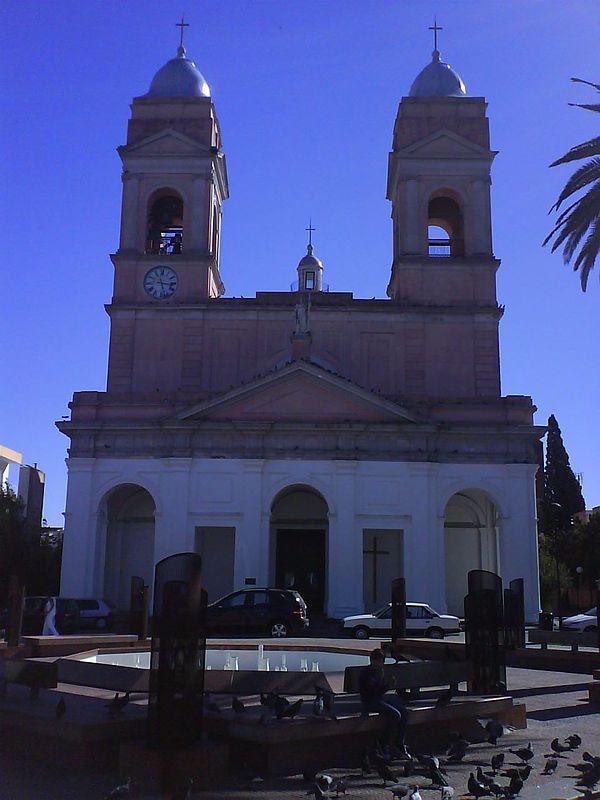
top-left (543, 78), bottom-right (600, 291)
top-left (539, 414), bottom-right (585, 538)
top-left (0, 483), bottom-right (28, 606)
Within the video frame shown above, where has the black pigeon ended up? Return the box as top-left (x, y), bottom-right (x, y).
top-left (542, 757), bottom-right (558, 775)
top-left (103, 777), bottom-right (131, 799)
top-left (550, 736), bottom-right (570, 755)
top-left (55, 697), bottom-right (66, 719)
top-left (436, 687), bottom-right (454, 707)
top-left (519, 764), bottom-right (532, 781)
top-left (566, 733), bottom-right (582, 748)
top-left (331, 776), bottom-right (348, 796)
top-left (388, 786), bottom-right (410, 798)
top-left (375, 755), bottom-right (398, 786)
top-left (107, 691), bottom-right (130, 715)
top-left (232, 695), bottom-right (246, 714)
top-left (476, 766), bottom-right (494, 787)
top-left (446, 738), bottom-right (469, 761)
top-left (430, 766), bottom-right (450, 787)
top-left (278, 697), bottom-right (302, 719)
top-left (416, 753), bottom-right (440, 771)
top-left (467, 772), bottom-right (491, 797)
top-left (490, 753), bottom-right (504, 773)
top-left (478, 717), bottom-right (514, 746)
top-left (509, 743), bottom-right (534, 762)
top-left (487, 782), bottom-right (505, 798)
top-left (316, 773), bottom-right (333, 792)
top-left (274, 694), bottom-right (290, 718)
top-left (507, 773), bottom-right (523, 797)
top-left (577, 768), bottom-right (600, 789)
top-left (171, 778), bottom-right (194, 800)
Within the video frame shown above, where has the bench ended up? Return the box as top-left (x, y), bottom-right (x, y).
top-left (0, 658), bottom-right (58, 698)
top-left (343, 660), bottom-right (471, 698)
top-left (202, 659), bottom-right (523, 777)
top-left (528, 630), bottom-right (598, 651)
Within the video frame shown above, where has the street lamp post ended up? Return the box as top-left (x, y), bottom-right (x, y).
top-left (576, 566), bottom-right (583, 610)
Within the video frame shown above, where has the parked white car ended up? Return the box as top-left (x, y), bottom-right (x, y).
top-left (342, 602), bottom-right (461, 640)
top-left (561, 607), bottom-right (598, 632)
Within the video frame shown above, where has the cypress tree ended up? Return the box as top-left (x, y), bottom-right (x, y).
top-left (541, 414), bottom-right (586, 536)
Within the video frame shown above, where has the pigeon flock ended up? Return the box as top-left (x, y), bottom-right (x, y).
top-left (93, 686), bottom-right (599, 799)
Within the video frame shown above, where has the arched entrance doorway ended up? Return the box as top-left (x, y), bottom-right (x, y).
top-left (270, 486), bottom-right (328, 616)
top-left (444, 489), bottom-right (500, 616)
top-left (103, 484), bottom-right (156, 610)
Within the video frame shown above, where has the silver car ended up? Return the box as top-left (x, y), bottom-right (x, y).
top-left (343, 602), bottom-right (461, 640)
top-left (561, 607), bottom-right (598, 632)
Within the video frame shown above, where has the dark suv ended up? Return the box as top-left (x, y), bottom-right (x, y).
top-left (205, 588), bottom-right (309, 638)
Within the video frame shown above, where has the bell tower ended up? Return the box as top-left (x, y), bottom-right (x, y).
top-left (111, 34), bottom-right (228, 305)
top-left (386, 41), bottom-right (499, 308)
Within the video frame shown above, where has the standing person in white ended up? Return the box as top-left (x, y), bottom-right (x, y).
top-left (42, 597), bottom-right (59, 636)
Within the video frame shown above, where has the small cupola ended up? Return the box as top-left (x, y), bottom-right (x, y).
top-left (296, 223), bottom-right (325, 292)
top-left (408, 20), bottom-right (467, 98)
top-left (297, 244), bottom-right (324, 292)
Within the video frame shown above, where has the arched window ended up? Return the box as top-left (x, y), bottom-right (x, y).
top-left (146, 192), bottom-right (184, 255)
top-left (427, 195), bottom-right (464, 257)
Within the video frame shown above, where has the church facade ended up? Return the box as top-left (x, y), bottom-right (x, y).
top-left (58, 41), bottom-right (543, 622)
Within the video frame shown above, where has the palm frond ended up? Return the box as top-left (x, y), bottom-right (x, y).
top-left (550, 137), bottom-right (600, 168)
top-left (568, 102), bottom-right (600, 113)
top-left (551, 159), bottom-right (600, 209)
top-left (574, 219), bottom-right (600, 291)
top-left (544, 182), bottom-right (600, 259)
top-left (570, 77), bottom-right (600, 92)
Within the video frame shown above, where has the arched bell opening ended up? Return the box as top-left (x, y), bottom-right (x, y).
top-left (269, 485), bottom-right (329, 616)
top-left (146, 190), bottom-right (184, 255)
top-left (427, 194), bottom-right (464, 257)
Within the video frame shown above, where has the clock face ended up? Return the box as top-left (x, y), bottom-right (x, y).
top-left (143, 266), bottom-right (179, 299)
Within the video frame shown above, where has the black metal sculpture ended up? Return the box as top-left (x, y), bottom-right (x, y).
top-left (147, 553), bottom-right (207, 749)
top-left (391, 577), bottom-right (407, 644)
top-left (130, 575), bottom-right (149, 640)
top-left (464, 569), bottom-right (506, 694)
top-left (504, 578), bottom-right (525, 650)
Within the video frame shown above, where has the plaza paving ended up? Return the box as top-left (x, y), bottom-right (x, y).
top-left (0, 646), bottom-right (599, 800)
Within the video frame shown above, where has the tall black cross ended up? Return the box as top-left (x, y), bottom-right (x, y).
top-left (429, 18), bottom-right (443, 51)
top-left (363, 535), bottom-right (390, 604)
top-left (176, 15), bottom-right (190, 49)
top-left (305, 220), bottom-right (315, 247)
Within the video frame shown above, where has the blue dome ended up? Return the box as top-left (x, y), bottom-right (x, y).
top-left (147, 46), bottom-right (210, 98)
top-left (409, 50), bottom-right (467, 98)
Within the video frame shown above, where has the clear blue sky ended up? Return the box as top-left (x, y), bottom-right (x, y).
top-left (1, 0), bottom-right (598, 524)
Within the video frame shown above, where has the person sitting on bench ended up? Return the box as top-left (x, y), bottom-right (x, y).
top-left (358, 648), bottom-right (410, 758)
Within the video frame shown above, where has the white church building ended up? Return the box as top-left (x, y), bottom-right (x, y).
top-left (58, 37), bottom-right (543, 622)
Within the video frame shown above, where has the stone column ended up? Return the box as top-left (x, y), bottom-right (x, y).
top-left (328, 462), bottom-right (361, 618)
top-left (119, 175), bottom-right (140, 250)
top-left (153, 459), bottom-right (192, 564)
top-left (405, 463), bottom-right (446, 610)
top-left (403, 178), bottom-right (420, 254)
top-left (60, 458), bottom-right (96, 596)
top-left (500, 465), bottom-right (540, 623)
top-left (237, 460), bottom-right (265, 587)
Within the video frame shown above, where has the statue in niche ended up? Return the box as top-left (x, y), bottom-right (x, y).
top-left (294, 295), bottom-right (310, 335)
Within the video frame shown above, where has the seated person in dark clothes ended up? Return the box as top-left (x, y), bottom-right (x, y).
top-left (359, 648), bottom-right (410, 758)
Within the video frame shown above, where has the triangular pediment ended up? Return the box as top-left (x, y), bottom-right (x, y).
top-left (178, 361), bottom-right (416, 424)
top-left (120, 129), bottom-right (211, 158)
top-left (398, 129), bottom-right (493, 159)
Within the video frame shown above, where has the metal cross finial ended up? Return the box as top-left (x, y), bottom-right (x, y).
top-left (305, 220), bottom-right (315, 247)
top-left (176, 15), bottom-right (190, 50)
top-left (429, 17), bottom-right (443, 51)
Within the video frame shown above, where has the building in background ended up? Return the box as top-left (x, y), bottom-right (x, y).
top-left (58, 37), bottom-right (543, 620)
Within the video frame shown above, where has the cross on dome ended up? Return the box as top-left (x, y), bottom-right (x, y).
top-left (305, 219), bottom-right (316, 250)
top-left (176, 15), bottom-right (190, 57)
top-left (429, 17), bottom-right (443, 54)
